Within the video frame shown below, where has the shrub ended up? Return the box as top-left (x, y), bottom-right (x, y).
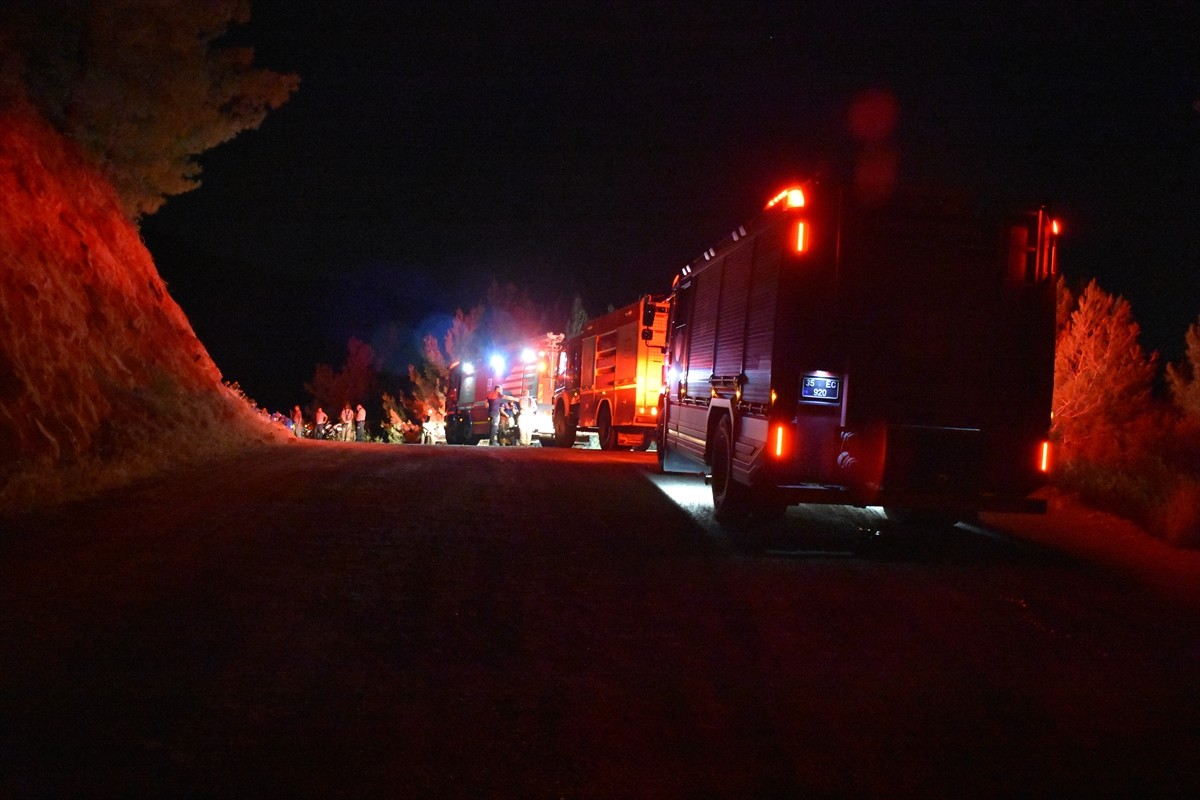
top-left (1159, 477), bottom-right (1200, 549)
top-left (1166, 316), bottom-right (1200, 421)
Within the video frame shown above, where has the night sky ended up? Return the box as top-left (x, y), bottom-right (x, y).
top-left (138, 1), bottom-right (1200, 410)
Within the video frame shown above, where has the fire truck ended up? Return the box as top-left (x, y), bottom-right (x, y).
top-left (552, 295), bottom-right (670, 449)
top-left (657, 182), bottom-right (1059, 523)
top-left (444, 332), bottom-right (564, 445)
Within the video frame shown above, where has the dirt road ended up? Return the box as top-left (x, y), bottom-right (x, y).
top-left (2, 442), bottom-right (1198, 797)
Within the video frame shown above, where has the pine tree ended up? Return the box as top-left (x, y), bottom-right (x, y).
top-left (1052, 280), bottom-right (1157, 462)
top-left (1166, 317), bottom-right (1200, 421)
top-left (305, 338), bottom-right (379, 412)
top-left (566, 294), bottom-right (589, 337)
top-left (406, 333), bottom-right (449, 421)
top-left (444, 305), bottom-right (484, 364)
top-left (3, 0), bottom-right (298, 218)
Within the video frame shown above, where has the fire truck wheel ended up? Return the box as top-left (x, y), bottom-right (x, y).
top-left (444, 416), bottom-right (463, 445)
top-left (553, 407), bottom-right (576, 449)
top-left (597, 406), bottom-right (618, 451)
top-left (711, 416), bottom-right (750, 522)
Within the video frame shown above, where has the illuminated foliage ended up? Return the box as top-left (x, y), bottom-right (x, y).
top-left (305, 338), bottom-right (379, 413)
top-left (566, 294), bottom-right (589, 337)
top-left (1, 0), bottom-right (298, 218)
top-left (1052, 280), bottom-right (1157, 464)
top-left (1055, 276), bottom-right (1075, 339)
top-left (406, 333), bottom-right (450, 422)
top-left (443, 305), bottom-right (485, 364)
top-left (1166, 316), bottom-right (1200, 420)
top-left (406, 283), bottom-right (563, 422)
top-left (486, 281), bottom-right (546, 347)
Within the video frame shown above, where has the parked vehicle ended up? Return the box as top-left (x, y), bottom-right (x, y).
top-left (552, 295), bottom-right (669, 450)
top-left (656, 182), bottom-right (1059, 524)
top-left (444, 333), bottom-right (565, 446)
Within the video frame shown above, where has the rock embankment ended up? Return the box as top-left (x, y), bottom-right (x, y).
top-left (0, 101), bottom-right (283, 511)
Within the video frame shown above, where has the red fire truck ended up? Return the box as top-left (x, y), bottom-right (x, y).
top-left (444, 333), bottom-right (564, 445)
top-left (552, 295), bottom-right (670, 449)
top-left (657, 182), bottom-right (1059, 523)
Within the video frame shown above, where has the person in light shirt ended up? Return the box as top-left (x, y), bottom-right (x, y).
top-left (517, 388), bottom-right (537, 446)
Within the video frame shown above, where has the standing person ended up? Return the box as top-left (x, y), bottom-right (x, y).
top-left (339, 403), bottom-right (354, 441)
top-left (355, 403), bottom-right (367, 442)
top-left (517, 388), bottom-right (537, 446)
top-left (291, 405), bottom-right (304, 438)
top-left (487, 382), bottom-right (512, 446)
top-left (314, 406), bottom-right (328, 439)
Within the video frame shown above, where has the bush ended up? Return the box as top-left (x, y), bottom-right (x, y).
top-left (1057, 456), bottom-right (1172, 531)
top-left (1047, 280), bottom-right (1200, 548)
top-left (1159, 478), bottom-right (1200, 549)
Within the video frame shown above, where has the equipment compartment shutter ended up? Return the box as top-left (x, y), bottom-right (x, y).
top-left (686, 260), bottom-right (723, 393)
top-left (741, 242), bottom-right (780, 404)
top-left (714, 242), bottom-right (752, 378)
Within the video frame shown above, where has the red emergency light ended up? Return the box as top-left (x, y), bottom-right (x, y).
top-left (765, 187), bottom-right (806, 210)
top-left (771, 424), bottom-right (788, 458)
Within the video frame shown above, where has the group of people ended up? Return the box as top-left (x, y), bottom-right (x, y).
top-left (272, 387), bottom-right (536, 446)
top-left (288, 402), bottom-right (367, 442)
top-left (487, 384), bottom-right (539, 446)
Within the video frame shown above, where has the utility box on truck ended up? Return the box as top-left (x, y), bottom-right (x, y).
top-left (553, 295), bottom-right (669, 449)
top-left (656, 183), bottom-right (1059, 523)
top-left (444, 333), bottom-right (564, 445)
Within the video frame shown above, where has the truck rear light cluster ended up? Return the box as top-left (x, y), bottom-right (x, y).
top-left (1039, 440), bottom-right (1052, 473)
top-left (765, 187), bottom-right (806, 209)
top-left (772, 424), bottom-right (788, 458)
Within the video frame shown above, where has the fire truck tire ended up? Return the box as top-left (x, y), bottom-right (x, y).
top-left (711, 416), bottom-right (750, 522)
top-left (444, 415), bottom-right (464, 445)
top-left (553, 405), bottom-right (576, 449)
top-left (597, 406), bottom-right (618, 451)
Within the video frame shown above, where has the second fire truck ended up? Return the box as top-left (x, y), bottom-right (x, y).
top-left (443, 332), bottom-right (564, 445)
top-left (552, 295), bottom-right (670, 449)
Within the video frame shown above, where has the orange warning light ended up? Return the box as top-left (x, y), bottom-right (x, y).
top-left (796, 222), bottom-right (809, 253)
top-left (766, 187), bottom-right (806, 210)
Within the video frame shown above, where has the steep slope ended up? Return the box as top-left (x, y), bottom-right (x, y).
top-left (0, 100), bottom-right (286, 511)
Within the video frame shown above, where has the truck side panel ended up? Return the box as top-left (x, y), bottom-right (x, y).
top-left (744, 242), bottom-right (781, 406)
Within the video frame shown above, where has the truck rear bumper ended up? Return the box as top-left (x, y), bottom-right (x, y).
top-left (773, 484), bottom-right (1047, 515)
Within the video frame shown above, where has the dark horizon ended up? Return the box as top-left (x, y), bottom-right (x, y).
top-left (139, 1), bottom-right (1200, 410)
